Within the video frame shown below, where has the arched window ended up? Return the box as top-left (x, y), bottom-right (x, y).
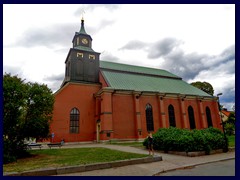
top-left (188, 106), bottom-right (196, 129)
top-left (70, 108), bottom-right (80, 133)
top-left (146, 104), bottom-right (154, 131)
top-left (168, 105), bottom-right (176, 127)
top-left (206, 107), bottom-right (213, 127)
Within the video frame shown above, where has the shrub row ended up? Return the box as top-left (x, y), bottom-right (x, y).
top-left (143, 127), bottom-right (227, 154)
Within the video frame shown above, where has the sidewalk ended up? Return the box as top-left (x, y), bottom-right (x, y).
top-left (56, 143), bottom-right (235, 176)
top-left (5, 143), bottom-right (235, 176)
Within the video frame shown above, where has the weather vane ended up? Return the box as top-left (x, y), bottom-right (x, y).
top-left (81, 10), bottom-right (85, 20)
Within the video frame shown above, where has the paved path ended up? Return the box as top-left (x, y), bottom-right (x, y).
top-left (50, 143), bottom-right (235, 176)
top-left (157, 159), bottom-right (235, 176)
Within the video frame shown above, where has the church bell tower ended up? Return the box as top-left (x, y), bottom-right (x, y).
top-left (62, 18), bottom-right (100, 87)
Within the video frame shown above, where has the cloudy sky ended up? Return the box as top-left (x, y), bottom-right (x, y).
top-left (3, 4), bottom-right (235, 110)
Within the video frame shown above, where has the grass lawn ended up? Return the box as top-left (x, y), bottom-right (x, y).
top-left (227, 135), bottom-right (235, 147)
top-left (107, 141), bottom-right (144, 147)
top-left (3, 147), bottom-right (148, 173)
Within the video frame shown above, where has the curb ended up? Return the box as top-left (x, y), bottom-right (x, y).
top-left (162, 148), bottom-right (235, 157)
top-left (5, 156), bottom-right (162, 176)
top-left (152, 157), bottom-right (235, 176)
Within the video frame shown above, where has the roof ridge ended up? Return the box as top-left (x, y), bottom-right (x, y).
top-left (100, 60), bottom-right (167, 71)
top-left (74, 46), bottom-right (95, 53)
top-left (99, 60), bottom-right (181, 79)
top-left (100, 67), bottom-right (182, 80)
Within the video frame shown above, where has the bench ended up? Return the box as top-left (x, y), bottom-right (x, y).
top-left (27, 143), bottom-right (43, 150)
top-left (47, 142), bottom-right (62, 149)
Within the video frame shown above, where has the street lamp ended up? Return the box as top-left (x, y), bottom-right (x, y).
top-left (217, 93), bottom-right (228, 152)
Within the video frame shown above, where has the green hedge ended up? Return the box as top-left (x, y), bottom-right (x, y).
top-left (143, 127), bottom-right (226, 154)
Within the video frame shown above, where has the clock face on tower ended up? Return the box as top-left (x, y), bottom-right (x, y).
top-left (82, 38), bottom-right (88, 44)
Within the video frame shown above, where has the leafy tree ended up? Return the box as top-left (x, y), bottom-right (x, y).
top-left (22, 82), bottom-right (54, 140)
top-left (225, 123), bottom-right (235, 136)
top-left (190, 81), bottom-right (214, 96)
top-left (3, 74), bottom-right (28, 162)
top-left (3, 73), bottom-right (54, 163)
top-left (224, 112), bottom-right (235, 136)
top-left (227, 112), bottom-right (235, 125)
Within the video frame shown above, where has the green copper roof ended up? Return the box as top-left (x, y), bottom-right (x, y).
top-left (100, 61), bottom-right (180, 79)
top-left (99, 61), bottom-right (212, 97)
top-left (74, 46), bottom-right (95, 52)
top-left (79, 19), bottom-right (87, 35)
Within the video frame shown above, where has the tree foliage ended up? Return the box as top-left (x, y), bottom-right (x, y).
top-left (227, 112), bottom-right (235, 125)
top-left (22, 82), bottom-right (54, 140)
top-left (190, 81), bottom-right (214, 96)
top-left (3, 73), bottom-right (54, 163)
top-left (3, 74), bottom-right (28, 163)
top-left (225, 112), bottom-right (235, 135)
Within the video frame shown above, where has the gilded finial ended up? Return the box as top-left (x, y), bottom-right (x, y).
top-left (79, 10), bottom-right (87, 34)
top-left (81, 10), bottom-right (85, 21)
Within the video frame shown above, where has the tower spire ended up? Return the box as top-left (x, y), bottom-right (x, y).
top-left (79, 11), bottom-right (87, 34)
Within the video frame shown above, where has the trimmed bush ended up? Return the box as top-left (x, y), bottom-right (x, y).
top-left (143, 127), bottom-right (226, 154)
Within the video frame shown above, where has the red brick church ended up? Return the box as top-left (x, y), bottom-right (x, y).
top-left (50, 19), bottom-right (221, 143)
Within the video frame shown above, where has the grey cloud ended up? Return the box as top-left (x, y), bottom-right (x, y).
top-left (220, 44), bottom-right (235, 62)
top-left (214, 79), bottom-right (235, 109)
top-left (202, 45), bottom-right (235, 68)
top-left (222, 84), bottom-right (235, 103)
top-left (43, 73), bottom-right (64, 82)
top-left (210, 60), bottom-right (235, 75)
top-left (148, 38), bottom-right (183, 59)
top-left (159, 49), bottom-right (207, 81)
top-left (225, 60), bottom-right (235, 74)
top-left (43, 73), bottom-right (65, 92)
top-left (54, 48), bottom-right (69, 54)
top-left (120, 38), bottom-right (182, 56)
top-left (13, 18), bottom-right (115, 48)
top-left (74, 4), bottom-right (120, 16)
top-left (158, 45), bottom-right (235, 109)
top-left (13, 23), bottom-right (76, 48)
top-left (204, 45), bottom-right (235, 75)
top-left (3, 65), bottom-right (24, 77)
top-left (100, 19), bottom-right (115, 27)
top-left (223, 103), bottom-right (235, 111)
top-left (49, 81), bottom-right (63, 93)
top-left (101, 52), bottom-right (119, 61)
top-left (74, 5), bottom-right (118, 35)
top-left (89, 19), bottom-right (116, 35)
top-left (119, 38), bottom-right (235, 83)
top-left (179, 45), bottom-right (235, 108)
top-left (192, 60), bottom-right (235, 84)
top-left (117, 38), bottom-right (235, 109)
top-left (159, 44), bottom-right (235, 81)
top-left (3, 65), bottom-right (63, 92)
top-left (119, 40), bottom-right (147, 50)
